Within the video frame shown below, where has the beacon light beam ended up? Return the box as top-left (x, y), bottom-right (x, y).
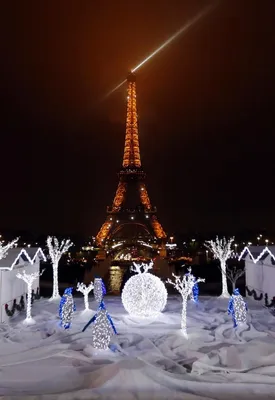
top-left (104, 2), bottom-right (218, 99)
top-left (132, 2), bottom-right (216, 73)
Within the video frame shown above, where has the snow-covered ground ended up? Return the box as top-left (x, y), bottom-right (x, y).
top-left (0, 296), bottom-right (275, 399)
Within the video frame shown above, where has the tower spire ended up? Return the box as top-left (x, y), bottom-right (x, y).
top-left (122, 72), bottom-right (141, 168)
top-left (95, 73), bottom-right (166, 249)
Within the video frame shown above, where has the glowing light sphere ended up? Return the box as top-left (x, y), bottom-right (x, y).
top-left (122, 262), bottom-right (167, 317)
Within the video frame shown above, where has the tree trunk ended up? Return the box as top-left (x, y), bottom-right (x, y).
top-left (84, 292), bottom-right (89, 310)
top-left (50, 262), bottom-right (60, 300)
top-left (232, 280), bottom-right (236, 292)
top-left (181, 296), bottom-right (188, 336)
top-left (220, 260), bottom-right (230, 297)
top-left (26, 283), bottom-right (32, 320)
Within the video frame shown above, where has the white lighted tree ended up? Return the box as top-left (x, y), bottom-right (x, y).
top-left (204, 236), bottom-right (234, 297)
top-left (47, 236), bottom-right (73, 301)
top-left (167, 273), bottom-right (205, 337)
top-left (76, 282), bottom-right (94, 311)
top-left (131, 261), bottom-right (153, 274)
top-left (0, 238), bottom-right (19, 260)
top-left (227, 265), bottom-right (245, 292)
top-left (16, 270), bottom-right (44, 325)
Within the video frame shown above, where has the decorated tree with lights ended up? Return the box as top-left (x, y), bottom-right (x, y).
top-left (121, 261), bottom-right (167, 318)
top-left (47, 236), bottom-right (73, 301)
top-left (0, 237), bottom-right (19, 260)
top-left (76, 281), bottom-right (94, 311)
top-left (16, 269), bottom-right (44, 325)
top-left (167, 273), bottom-right (205, 336)
top-left (204, 236), bottom-right (234, 298)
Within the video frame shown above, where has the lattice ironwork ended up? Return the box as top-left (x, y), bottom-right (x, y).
top-left (139, 183), bottom-right (152, 211)
top-left (95, 73), bottom-right (166, 248)
top-left (123, 75), bottom-right (141, 168)
top-left (96, 220), bottom-right (113, 245)
top-left (151, 215), bottom-right (167, 239)
top-left (112, 182), bottom-right (127, 212)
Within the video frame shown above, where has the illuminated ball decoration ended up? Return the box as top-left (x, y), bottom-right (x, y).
top-left (122, 262), bottom-right (167, 318)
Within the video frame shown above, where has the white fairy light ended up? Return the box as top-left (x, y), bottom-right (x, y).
top-left (76, 281), bottom-right (94, 311)
top-left (16, 269), bottom-right (44, 324)
top-left (228, 289), bottom-right (247, 327)
top-left (238, 245), bottom-right (275, 263)
top-left (0, 237), bottom-right (19, 260)
top-left (59, 287), bottom-right (75, 329)
top-left (204, 236), bottom-right (234, 297)
top-left (122, 261), bottom-right (167, 318)
top-left (47, 236), bottom-right (73, 301)
top-left (167, 273), bottom-right (205, 336)
top-left (91, 308), bottom-right (113, 350)
top-left (94, 278), bottom-right (106, 303)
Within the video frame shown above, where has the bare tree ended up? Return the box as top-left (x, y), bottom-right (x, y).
top-left (226, 265), bottom-right (245, 292)
top-left (47, 236), bottom-right (73, 301)
top-left (16, 269), bottom-right (44, 324)
top-left (0, 238), bottom-right (19, 260)
top-left (205, 236), bottom-right (234, 297)
top-left (167, 273), bottom-right (205, 337)
top-left (76, 282), bottom-right (94, 311)
top-left (131, 261), bottom-right (154, 274)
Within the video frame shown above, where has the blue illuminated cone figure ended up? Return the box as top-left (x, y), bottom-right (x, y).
top-left (185, 266), bottom-right (199, 303)
top-left (82, 278), bottom-right (117, 350)
top-left (228, 288), bottom-right (247, 328)
top-left (59, 287), bottom-right (76, 329)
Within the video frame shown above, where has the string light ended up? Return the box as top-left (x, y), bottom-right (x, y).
top-left (47, 236), bottom-right (73, 301)
top-left (16, 269), bottom-right (44, 324)
top-left (0, 247), bottom-right (46, 271)
top-left (0, 238), bottom-right (19, 260)
top-left (205, 236), bottom-right (234, 298)
top-left (238, 245), bottom-right (275, 263)
top-left (122, 261), bottom-right (167, 318)
top-left (228, 288), bottom-right (247, 327)
top-left (59, 287), bottom-right (76, 329)
top-left (94, 278), bottom-right (106, 303)
top-left (82, 284), bottom-right (117, 350)
top-left (90, 308), bottom-right (113, 350)
top-left (167, 273), bottom-right (205, 336)
top-left (76, 282), bottom-right (94, 311)
top-left (185, 267), bottom-right (201, 303)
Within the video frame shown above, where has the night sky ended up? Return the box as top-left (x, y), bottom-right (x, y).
top-left (0, 1), bottom-right (275, 236)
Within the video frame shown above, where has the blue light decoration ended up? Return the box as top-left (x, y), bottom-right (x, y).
top-left (82, 300), bottom-right (117, 335)
top-left (59, 287), bottom-right (76, 329)
top-left (94, 277), bottom-right (106, 304)
top-left (185, 266), bottom-right (199, 303)
top-left (82, 278), bottom-right (117, 349)
top-left (192, 280), bottom-right (199, 303)
top-left (228, 288), bottom-right (248, 328)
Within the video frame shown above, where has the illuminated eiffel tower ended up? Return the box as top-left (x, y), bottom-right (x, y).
top-left (96, 73), bottom-right (166, 256)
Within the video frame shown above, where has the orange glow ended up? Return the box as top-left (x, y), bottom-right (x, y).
top-left (96, 73), bottom-right (167, 247)
top-left (122, 79), bottom-right (141, 168)
top-left (139, 184), bottom-right (152, 211)
top-left (95, 220), bottom-right (113, 246)
top-left (151, 215), bottom-right (167, 239)
top-left (112, 182), bottom-right (127, 211)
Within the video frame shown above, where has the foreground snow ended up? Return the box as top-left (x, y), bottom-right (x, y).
top-left (0, 296), bottom-right (275, 399)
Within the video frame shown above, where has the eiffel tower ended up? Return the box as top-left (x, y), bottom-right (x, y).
top-left (96, 72), bottom-right (166, 256)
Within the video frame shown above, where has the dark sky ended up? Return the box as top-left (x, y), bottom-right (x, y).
top-left (0, 0), bottom-right (275, 236)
